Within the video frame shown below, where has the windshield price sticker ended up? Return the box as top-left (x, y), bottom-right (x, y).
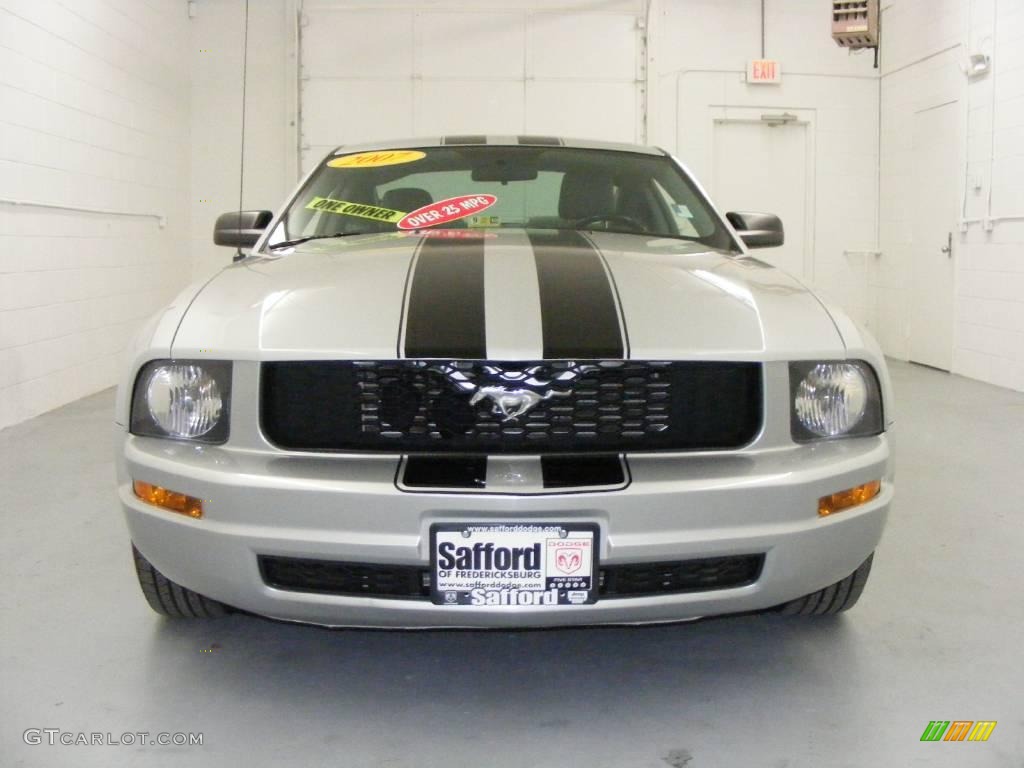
top-left (430, 523), bottom-right (598, 607)
top-left (397, 194), bottom-right (498, 230)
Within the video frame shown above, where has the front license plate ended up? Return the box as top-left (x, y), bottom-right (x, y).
top-left (430, 522), bottom-right (599, 607)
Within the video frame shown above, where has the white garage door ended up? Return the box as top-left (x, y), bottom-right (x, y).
top-left (298, 1), bottom-right (646, 173)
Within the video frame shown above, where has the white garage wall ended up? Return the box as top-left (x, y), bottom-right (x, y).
top-left (649, 0), bottom-right (881, 331)
top-left (879, 0), bottom-right (1024, 391)
top-left (875, 1), bottom-right (965, 367)
top-left (298, 0), bottom-right (645, 173)
top-left (189, 0), bottom-right (290, 279)
top-left (0, 0), bottom-right (192, 431)
top-left (961, 0), bottom-right (1024, 391)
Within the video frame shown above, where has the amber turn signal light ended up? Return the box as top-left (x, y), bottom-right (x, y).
top-left (818, 480), bottom-right (881, 517)
top-left (133, 480), bottom-right (203, 519)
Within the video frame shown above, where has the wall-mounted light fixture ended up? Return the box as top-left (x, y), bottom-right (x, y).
top-left (966, 53), bottom-right (991, 79)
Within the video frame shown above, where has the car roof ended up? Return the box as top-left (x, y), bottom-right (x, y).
top-left (330, 136), bottom-right (666, 157)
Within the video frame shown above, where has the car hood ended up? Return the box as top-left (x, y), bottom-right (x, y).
top-left (171, 229), bottom-right (843, 361)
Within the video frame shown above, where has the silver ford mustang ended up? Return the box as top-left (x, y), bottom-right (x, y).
top-left (115, 136), bottom-right (894, 628)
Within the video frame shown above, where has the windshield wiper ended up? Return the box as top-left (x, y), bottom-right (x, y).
top-left (267, 232), bottom-right (364, 250)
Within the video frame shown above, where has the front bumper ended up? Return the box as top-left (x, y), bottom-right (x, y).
top-left (117, 433), bottom-right (892, 628)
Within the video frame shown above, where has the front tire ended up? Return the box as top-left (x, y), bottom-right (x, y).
top-left (777, 553), bottom-right (874, 616)
top-left (132, 545), bottom-right (229, 618)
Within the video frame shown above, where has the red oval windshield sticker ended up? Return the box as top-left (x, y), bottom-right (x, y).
top-left (397, 194), bottom-right (497, 230)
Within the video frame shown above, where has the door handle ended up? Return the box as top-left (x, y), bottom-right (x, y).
top-left (940, 232), bottom-right (952, 257)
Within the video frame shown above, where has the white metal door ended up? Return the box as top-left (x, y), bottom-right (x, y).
top-left (908, 101), bottom-right (959, 371)
top-left (298, 3), bottom-right (645, 174)
top-left (711, 114), bottom-right (813, 281)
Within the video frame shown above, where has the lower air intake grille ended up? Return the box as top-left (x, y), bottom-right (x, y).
top-left (259, 557), bottom-right (430, 600)
top-left (260, 360), bottom-right (762, 453)
top-left (258, 554), bottom-right (764, 600)
top-left (599, 555), bottom-right (764, 598)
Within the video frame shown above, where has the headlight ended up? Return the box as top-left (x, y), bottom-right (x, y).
top-left (130, 360), bottom-right (232, 443)
top-left (790, 361), bottom-right (883, 441)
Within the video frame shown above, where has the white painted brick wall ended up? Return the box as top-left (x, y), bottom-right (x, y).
top-left (879, 0), bottom-right (1024, 391)
top-left (189, 0), bottom-right (289, 281)
top-left (958, 0), bottom-right (1024, 390)
top-left (650, 0), bottom-right (880, 331)
top-left (0, 0), bottom-right (193, 429)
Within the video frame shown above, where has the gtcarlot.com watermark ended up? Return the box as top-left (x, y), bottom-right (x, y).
top-left (24, 729), bottom-right (203, 747)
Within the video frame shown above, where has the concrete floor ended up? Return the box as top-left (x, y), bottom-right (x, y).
top-left (1, 360), bottom-right (1021, 768)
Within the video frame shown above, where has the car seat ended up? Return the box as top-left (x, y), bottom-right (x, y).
top-left (381, 187), bottom-right (433, 212)
top-left (558, 170), bottom-right (617, 223)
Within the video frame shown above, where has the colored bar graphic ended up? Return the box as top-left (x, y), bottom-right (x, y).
top-left (921, 720), bottom-right (996, 742)
top-left (921, 721), bottom-right (949, 741)
top-left (967, 722), bottom-right (997, 742)
top-left (944, 721), bottom-right (973, 741)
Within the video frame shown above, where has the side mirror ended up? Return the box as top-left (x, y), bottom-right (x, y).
top-left (213, 210), bottom-right (274, 249)
top-left (726, 211), bottom-right (784, 249)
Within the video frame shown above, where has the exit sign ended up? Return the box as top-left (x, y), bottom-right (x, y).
top-left (747, 59), bottom-right (781, 84)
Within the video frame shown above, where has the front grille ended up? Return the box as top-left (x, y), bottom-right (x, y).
top-left (261, 360), bottom-right (762, 453)
top-left (258, 554), bottom-right (764, 600)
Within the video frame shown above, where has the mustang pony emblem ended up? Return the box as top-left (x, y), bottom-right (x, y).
top-left (429, 363), bottom-right (587, 423)
top-left (469, 386), bottom-right (569, 422)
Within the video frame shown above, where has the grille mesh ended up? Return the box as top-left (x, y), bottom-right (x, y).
top-left (362, 361), bottom-right (670, 443)
top-left (599, 555), bottom-right (764, 598)
top-left (259, 557), bottom-right (429, 600)
top-left (261, 360), bottom-right (762, 453)
top-left (257, 554), bottom-right (765, 600)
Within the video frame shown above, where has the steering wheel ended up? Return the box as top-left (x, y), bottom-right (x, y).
top-left (576, 214), bottom-right (644, 231)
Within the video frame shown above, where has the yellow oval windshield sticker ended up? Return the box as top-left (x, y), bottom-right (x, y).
top-left (328, 150), bottom-right (426, 169)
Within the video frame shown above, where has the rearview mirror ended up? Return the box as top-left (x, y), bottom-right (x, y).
top-left (726, 211), bottom-right (784, 249)
top-left (213, 210), bottom-right (274, 249)
top-left (471, 159), bottom-right (538, 182)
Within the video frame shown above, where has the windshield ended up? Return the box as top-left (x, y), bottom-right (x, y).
top-left (266, 146), bottom-right (737, 251)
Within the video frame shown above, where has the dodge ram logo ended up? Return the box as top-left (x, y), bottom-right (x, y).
top-left (555, 548), bottom-right (584, 574)
top-left (430, 363), bottom-right (585, 423)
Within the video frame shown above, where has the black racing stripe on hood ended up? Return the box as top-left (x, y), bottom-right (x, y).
top-left (528, 230), bottom-right (626, 359)
top-left (403, 236), bottom-right (487, 358)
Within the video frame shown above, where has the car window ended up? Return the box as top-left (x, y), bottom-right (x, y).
top-left (651, 179), bottom-right (702, 238)
top-left (271, 146), bottom-right (737, 251)
top-left (377, 170), bottom-right (565, 226)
